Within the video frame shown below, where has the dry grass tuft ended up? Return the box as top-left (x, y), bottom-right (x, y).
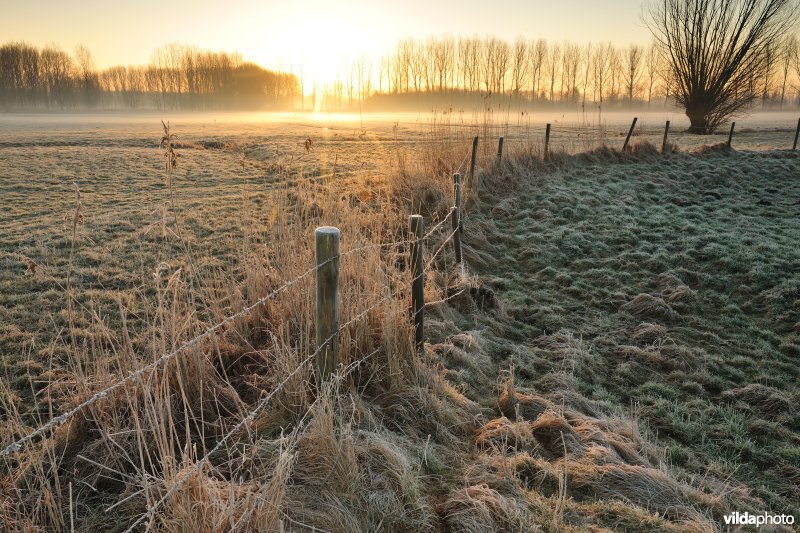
top-left (440, 484), bottom-right (542, 533)
top-left (497, 380), bottom-right (554, 422)
top-left (693, 142), bottom-right (731, 155)
top-left (721, 384), bottom-right (793, 419)
top-left (529, 410), bottom-right (583, 458)
top-left (474, 417), bottom-right (535, 453)
top-left (622, 293), bottom-right (678, 321)
top-left (566, 461), bottom-right (721, 524)
top-left (632, 322), bottom-right (668, 343)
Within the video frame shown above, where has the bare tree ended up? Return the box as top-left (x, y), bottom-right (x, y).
top-left (546, 42), bottom-right (562, 100)
top-left (779, 35), bottom-right (798, 106)
top-left (510, 36), bottom-right (530, 97)
top-left (643, 42), bottom-right (661, 106)
top-left (530, 39), bottom-right (547, 99)
top-left (581, 42), bottom-right (593, 108)
top-left (592, 42), bottom-right (612, 104)
top-left (623, 45), bottom-right (643, 103)
top-left (561, 42), bottom-right (582, 102)
top-left (762, 43), bottom-right (777, 108)
top-left (608, 45), bottom-right (621, 101)
top-left (645, 0), bottom-right (800, 133)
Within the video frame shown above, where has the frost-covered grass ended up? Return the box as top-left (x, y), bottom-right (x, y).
top-left (1, 113), bottom-right (799, 531)
top-left (436, 145), bottom-right (800, 527)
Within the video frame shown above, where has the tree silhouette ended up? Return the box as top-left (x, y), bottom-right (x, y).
top-left (645, 0), bottom-right (799, 133)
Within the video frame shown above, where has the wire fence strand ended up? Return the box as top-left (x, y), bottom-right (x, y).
top-left (0, 255), bottom-right (338, 457)
top-left (122, 349), bottom-right (318, 533)
top-left (422, 208), bottom-right (454, 242)
top-left (1, 227), bottom-right (422, 459)
top-left (123, 295), bottom-right (392, 532)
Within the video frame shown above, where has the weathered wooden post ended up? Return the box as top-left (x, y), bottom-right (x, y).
top-left (409, 215), bottom-right (424, 350)
top-left (544, 123), bottom-right (551, 158)
top-left (315, 226), bottom-right (340, 386)
top-left (793, 118), bottom-right (800, 150)
top-left (662, 120), bottom-right (670, 154)
top-left (468, 136), bottom-right (478, 187)
top-left (453, 173), bottom-right (463, 233)
top-left (450, 206), bottom-right (462, 264)
top-left (623, 117), bottom-right (638, 151)
top-left (727, 122), bottom-right (735, 148)
top-left (496, 136), bottom-right (504, 165)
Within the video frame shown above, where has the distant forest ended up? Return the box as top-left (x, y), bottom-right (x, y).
top-left (3, 34), bottom-right (800, 112)
top-left (0, 43), bottom-right (300, 111)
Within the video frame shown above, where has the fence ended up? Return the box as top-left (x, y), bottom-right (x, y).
top-left (3, 122), bottom-right (797, 528)
top-left (488, 116), bottom-right (800, 158)
top-left (1, 135), bottom-right (473, 528)
top-left (6, 116), bottom-right (797, 458)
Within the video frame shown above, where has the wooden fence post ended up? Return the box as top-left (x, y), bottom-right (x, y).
top-left (727, 122), bottom-right (735, 148)
top-left (545, 123), bottom-right (551, 159)
top-left (623, 117), bottom-right (638, 151)
top-left (453, 173), bottom-right (463, 233)
top-left (315, 226), bottom-right (340, 386)
top-left (496, 136), bottom-right (504, 165)
top-left (409, 215), bottom-right (424, 350)
top-left (451, 206), bottom-right (462, 264)
top-left (793, 118), bottom-right (800, 150)
top-left (468, 136), bottom-right (478, 187)
top-left (662, 120), bottom-right (670, 154)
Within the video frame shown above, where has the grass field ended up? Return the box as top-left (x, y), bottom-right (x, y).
top-left (434, 146), bottom-right (800, 527)
top-left (1, 112), bottom-right (799, 531)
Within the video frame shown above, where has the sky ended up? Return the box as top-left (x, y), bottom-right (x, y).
top-left (1, 0), bottom-right (652, 85)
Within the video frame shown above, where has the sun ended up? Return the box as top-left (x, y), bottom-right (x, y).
top-left (248, 12), bottom-right (384, 96)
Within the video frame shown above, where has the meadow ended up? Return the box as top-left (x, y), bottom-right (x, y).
top-left (0, 111), bottom-right (798, 531)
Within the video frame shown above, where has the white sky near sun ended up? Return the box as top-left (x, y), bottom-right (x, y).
top-left (1, 0), bottom-right (652, 89)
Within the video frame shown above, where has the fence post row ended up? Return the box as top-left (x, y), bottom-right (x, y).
top-left (662, 120), bottom-right (670, 154)
top-left (315, 226), bottom-right (340, 386)
top-left (453, 173), bottom-right (463, 233)
top-left (409, 215), bottom-right (425, 351)
top-left (623, 117), bottom-right (638, 151)
top-left (545, 123), bottom-right (551, 158)
top-left (450, 206), bottom-right (462, 264)
top-left (468, 136), bottom-right (479, 188)
top-left (727, 122), bottom-right (735, 148)
top-left (497, 136), bottom-right (504, 165)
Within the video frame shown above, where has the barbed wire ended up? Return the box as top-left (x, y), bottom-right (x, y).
top-left (424, 288), bottom-right (467, 310)
top-left (6, 218), bottom-right (464, 529)
top-left (123, 296), bottom-right (392, 532)
top-left (122, 347), bottom-right (317, 533)
top-left (0, 254), bottom-right (344, 458)
top-left (340, 236), bottom-right (412, 255)
top-left (2, 211), bottom-right (459, 459)
top-left (421, 209), bottom-right (453, 241)
top-left (454, 145), bottom-right (472, 175)
top-left (427, 227), bottom-right (459, 268)
top-left (407, 225), bottom-right (460, 297)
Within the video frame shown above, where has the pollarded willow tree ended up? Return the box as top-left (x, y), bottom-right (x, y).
top-left (645, 0), bottom-right (799, 133)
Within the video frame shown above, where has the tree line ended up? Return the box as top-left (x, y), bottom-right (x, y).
top-left (316, 34), bottom-right (800, 112)
top-left (4, 32), bottom-right (800, 114)
top-left (0, 43), bottom-right (300, 111)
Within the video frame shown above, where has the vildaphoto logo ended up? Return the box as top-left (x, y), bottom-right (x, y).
top-left (723, 511), bottom-right (795, 528)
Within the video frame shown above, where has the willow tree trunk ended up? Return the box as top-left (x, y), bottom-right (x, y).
top-left (686, 102), bottom-right (713, 133)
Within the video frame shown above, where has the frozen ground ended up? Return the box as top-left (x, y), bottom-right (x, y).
top-left (1, 110), bottom-right (799, 529)
top-left (2, 108), bottom-right (800, 151)
top-left (1, 109), bottom-right (799, 375)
